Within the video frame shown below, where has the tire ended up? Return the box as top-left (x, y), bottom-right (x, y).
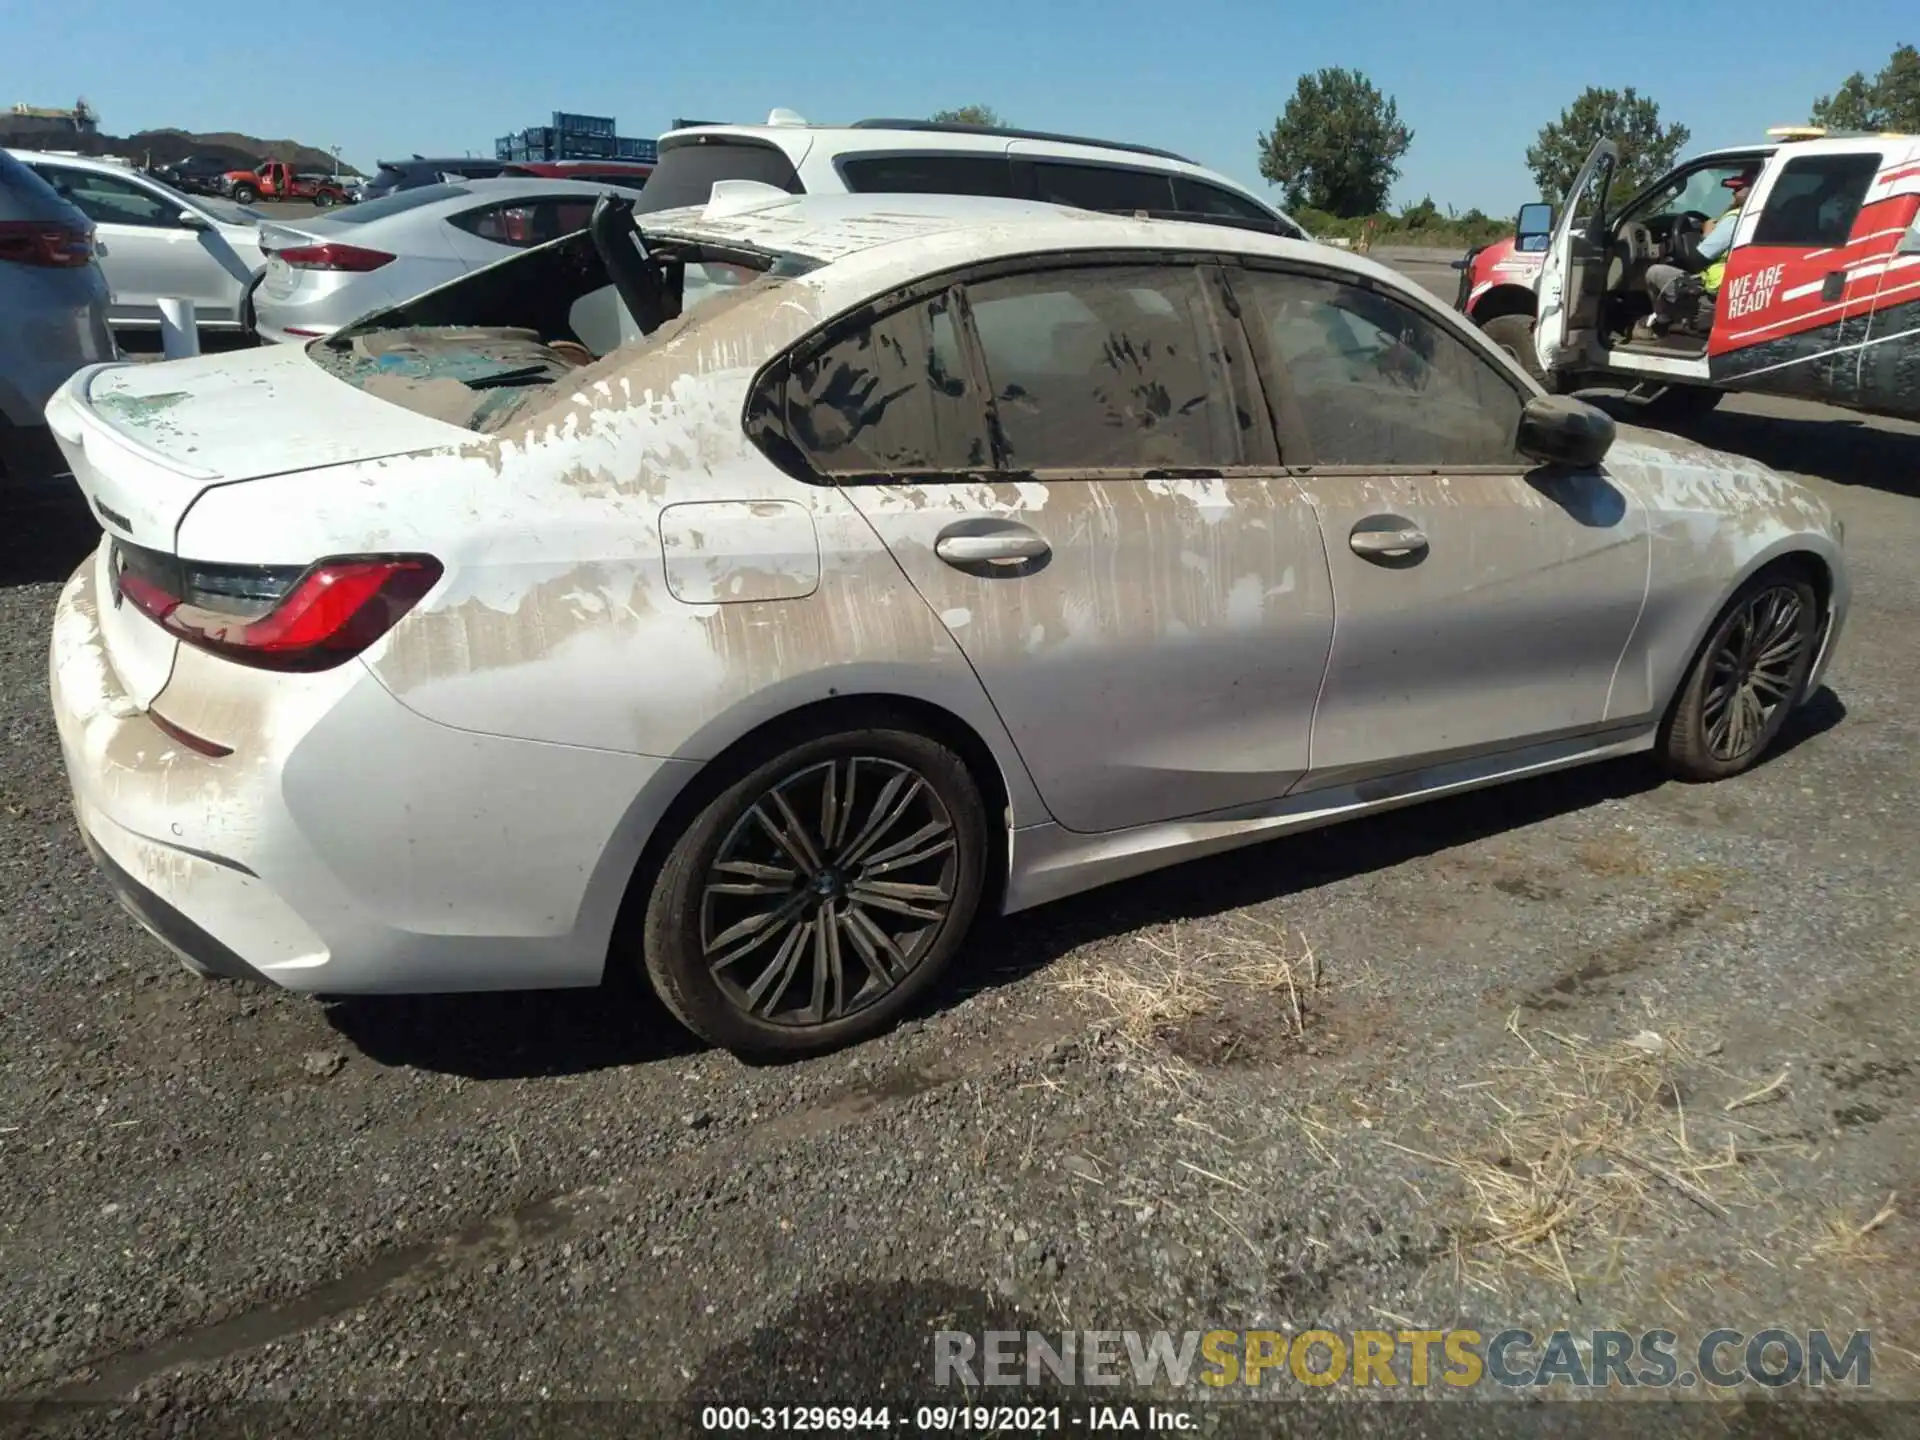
top-left (231, 184), bottom-right (258, 204)
top-left (638, 723), bottom-right (989, 1057)
top-left (1658, 565), bottom-right (1820, 783)
top-left (1480, 312), bottom-right (1545, 383)
top-left (314, 192), bottom-right (336, 208)
top-left (1639, 384), bottom-right (1724, 423)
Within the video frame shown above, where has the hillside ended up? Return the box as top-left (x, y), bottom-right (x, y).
top-left (120, 128), bottom-right (362, 176)
top-left (0, 115), bottom-right (361, 177)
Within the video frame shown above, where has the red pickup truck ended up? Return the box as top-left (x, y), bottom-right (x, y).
top-left (222, 159), bottom-right (350, 207)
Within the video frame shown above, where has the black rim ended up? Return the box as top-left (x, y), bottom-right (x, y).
top-left (1703, 584), bottom-right (1808, 761)
top-left (700, 757), bottom-right (958, 1028)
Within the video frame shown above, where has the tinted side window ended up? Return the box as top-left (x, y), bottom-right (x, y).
top-left (1751, 154), bottom-right (1883, 248)
top-left (1175, 177), bottom-right (1273, 221)
top-left (966, 265), bottom-right (1237, 470)
top-left (1029, 162), bottom-right (1176, 213)
top-left (448, 199), bottom-right (595, 248)
top-left (35, 166), bottom-right (175, 228)
top-left (1238, 269), bottom-right (1524, 468)
top-left (785, 292), bottom-right (989, 475)
top-left (839, 154), bottom-right (1017, 197)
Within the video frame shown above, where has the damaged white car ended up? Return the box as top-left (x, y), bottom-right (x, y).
top-left (47, 188), bottom-right (1848, 1056)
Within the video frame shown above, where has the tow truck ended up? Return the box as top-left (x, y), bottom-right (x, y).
top-left (1453, 126), bottom-right (1920, 420)
top-left (221, 159), bottom-right (350, 208)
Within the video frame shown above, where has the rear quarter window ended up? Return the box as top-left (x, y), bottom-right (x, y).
top-left (1174, 176), bottom-right (1275, 222)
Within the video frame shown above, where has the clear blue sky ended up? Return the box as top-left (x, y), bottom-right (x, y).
top-left (13, 0), bottom-right (1914, 215)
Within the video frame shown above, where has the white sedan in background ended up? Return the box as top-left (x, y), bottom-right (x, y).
top-left (249, 177), bottom-right (646, 343)
top-left (8, 149), bottom-right (267, 338)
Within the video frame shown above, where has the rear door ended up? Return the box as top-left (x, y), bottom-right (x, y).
top-left (1533, 141), bottom-right (1617, 375)
top-left (1709, 144), bottom-right (1890, 405)
top-left (770, 257), bottom-right (1336, 834)
top-left (1234, 263), bottom-right (1650, 789)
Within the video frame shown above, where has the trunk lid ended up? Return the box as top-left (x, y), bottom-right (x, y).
top-left (257, 219), bottom-right (324, 255)
top-left (43, 347), bottom-right (476, 708)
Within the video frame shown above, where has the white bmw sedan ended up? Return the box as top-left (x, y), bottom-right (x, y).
top-left (45, 190), bottom-right (1848, 1057)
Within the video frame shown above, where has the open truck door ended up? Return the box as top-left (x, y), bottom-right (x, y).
top-left (1533, 140), bottom-right (1618, 380)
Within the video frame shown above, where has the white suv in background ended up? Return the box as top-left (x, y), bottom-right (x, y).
top-left (635, 111), bottom-right (1312, 240)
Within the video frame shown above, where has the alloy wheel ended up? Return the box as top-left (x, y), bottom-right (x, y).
top-left (1702, 584), bottom-right (1809, 762)
top-left (699, 757), bottom-right (959, 1028)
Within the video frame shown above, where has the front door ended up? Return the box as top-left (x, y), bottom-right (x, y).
top-left (1233, 264), bottom-right (1650, 789)
top-left (1534, 140), bottom-right (1618, 376)
top-left (33, 164), bottom-right (237, 326)
top-left (774, 259), bottom-right (1337, 834)
top-left (1709, 143), bottom-right (1893, 406)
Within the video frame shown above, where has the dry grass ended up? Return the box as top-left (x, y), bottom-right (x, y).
top-left (1049, 916), bottom-right (1322, 1088)
top-left (1807, 1192), bottom-right (1899, 1265)
top-left (1382, 1012), bottom-right (1762, 1300)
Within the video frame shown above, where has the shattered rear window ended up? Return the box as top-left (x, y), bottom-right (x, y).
top-left (308, 227), bottom-right (809, 434)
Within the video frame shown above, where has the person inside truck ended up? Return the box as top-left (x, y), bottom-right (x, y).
top-left (1634, 166), bottom-right (1758, 340)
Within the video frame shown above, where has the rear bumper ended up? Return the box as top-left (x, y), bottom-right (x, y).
top-left (51, 554), bottom-right (697, 996)
top-left (80, 823), bottom-right (272, 984)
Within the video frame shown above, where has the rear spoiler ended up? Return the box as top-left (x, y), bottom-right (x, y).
top-left (256, 221), bottom-right (321, 254)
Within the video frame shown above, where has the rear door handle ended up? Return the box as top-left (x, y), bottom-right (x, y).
top-left (1349, 522), bottom-right (1429, 561)
top-left (934, 524), bottom-right (1050, 567)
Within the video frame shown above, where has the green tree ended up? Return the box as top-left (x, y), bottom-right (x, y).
top-left (931, 105), bottom-right (1004, 128)
top-left (1526, 86), bottom-right (1690, 203)
top-left (1256, 68), bottom-right (1412, 218)
top-left (1811, 44), bottom-right (1920, 131)
top-left (1399, 194), bottom-right (1441, 230)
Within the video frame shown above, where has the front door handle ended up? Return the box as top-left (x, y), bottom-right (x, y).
top-left (1349, 521), bottom-right (1429, 562)
top-left (934, 524), bottom-right (1050, 567)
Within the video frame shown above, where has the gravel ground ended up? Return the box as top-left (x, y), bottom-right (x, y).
top-left (1, 270), bottom-right (1915, 1435)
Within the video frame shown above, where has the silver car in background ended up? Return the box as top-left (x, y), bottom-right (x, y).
top-left (0, 150), bottom-right (113, 482)
top-left (9, 150), bottom-right (269, 340)
top-left (251, 177), bottom-right (646, 343)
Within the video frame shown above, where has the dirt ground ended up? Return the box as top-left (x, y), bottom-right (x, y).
top-left (0, 257), bottom-right (1914, 1435)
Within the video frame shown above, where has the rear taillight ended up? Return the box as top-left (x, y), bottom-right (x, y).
top-left (114, 543), bottom-right (441, 671)
top-left (274, 242), bottom-right (394, 272)
top-left (0, 220), bottom-right (94, 268)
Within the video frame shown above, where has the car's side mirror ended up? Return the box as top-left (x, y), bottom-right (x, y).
top-left (1515, 201), bottom-right (1554, 246)
top-left (1517, 394), bottom-right (1614, 469)
top-left (177, 209), bottom-right (210, 230)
